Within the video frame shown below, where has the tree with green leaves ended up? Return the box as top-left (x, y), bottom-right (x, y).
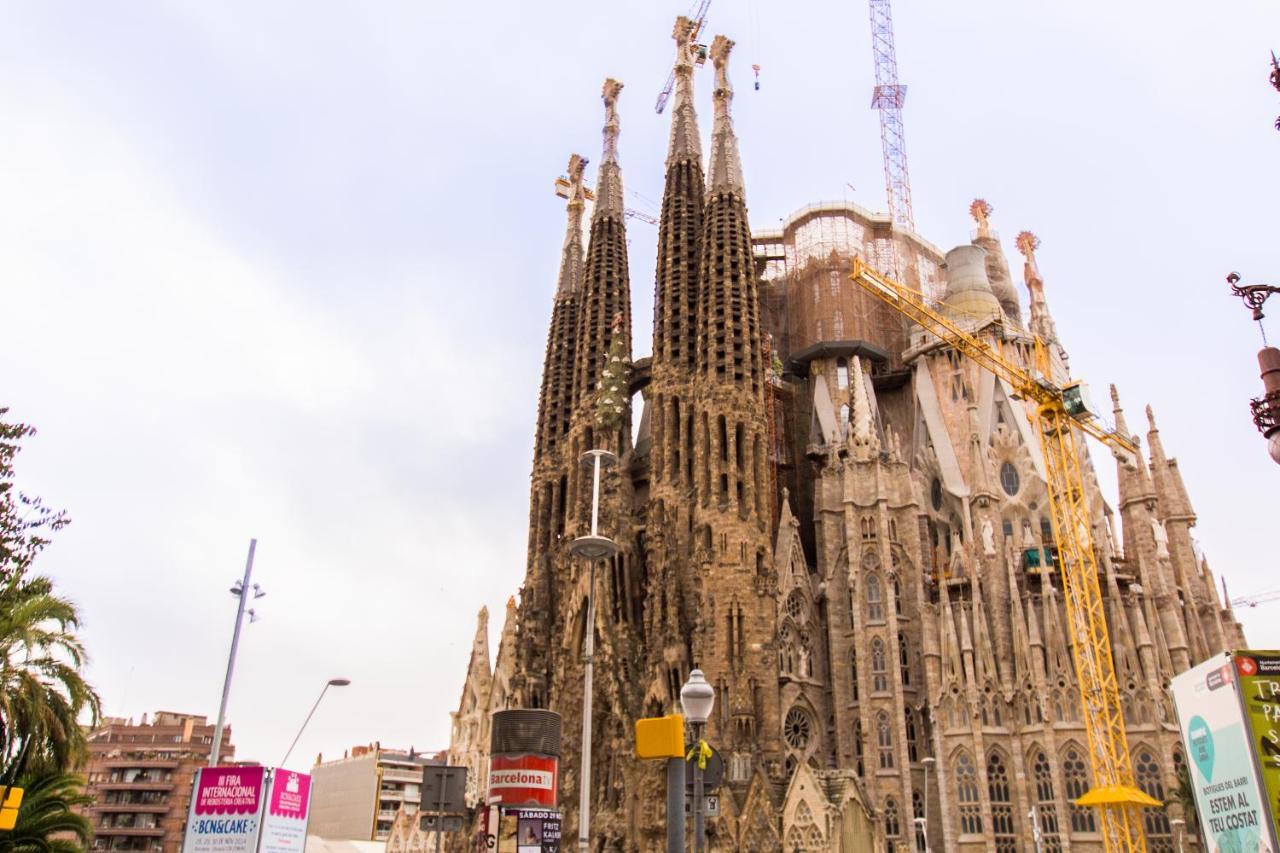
top-left (0, 408), bottom-right (100, 852)
top-left (2, 761), bottom-right (93, 853)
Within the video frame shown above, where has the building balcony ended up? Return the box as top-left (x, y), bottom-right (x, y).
top-left (95, 782), bottom-right (175, 792)
top-left (94, 827), bottom-right (166, 837)
top-left (92, 804), bottom-right (169, 814)
top-left (96, 759), bottom-right (180, 770)
top-left (380, 768), bottom-right (421, 783)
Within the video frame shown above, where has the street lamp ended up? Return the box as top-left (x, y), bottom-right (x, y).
top-left (211, 540), bottom-right (265, 766)
top-left (919, 755), bottom-right (935, 853)
top-left (1228, 272), bottom-right (1280, 464)
top-left (680, 670), bottom-right (715, 853)
top-left (280, 678), bottom-right (351, 768)
top-left (1170, 817), bottom-right (1186, 853)
top-left (568, 449), bottom-right (619, 853)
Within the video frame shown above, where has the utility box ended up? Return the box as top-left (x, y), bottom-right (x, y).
top-left (635, 714), bottom-right (685, 760)
top-left (0, 786), bottom-right (23, 831)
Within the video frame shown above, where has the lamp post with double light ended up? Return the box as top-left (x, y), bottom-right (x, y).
top-left (680, 670), bottom-right (714, 853)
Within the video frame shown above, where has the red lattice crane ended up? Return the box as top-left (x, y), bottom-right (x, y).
top-left (869, 0), bottom-right (914, 232)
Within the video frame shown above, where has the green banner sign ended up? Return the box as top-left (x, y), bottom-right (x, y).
top-left (1233, 650), bottom-right (1280, 844)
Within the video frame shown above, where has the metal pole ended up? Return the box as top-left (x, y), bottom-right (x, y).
top-left (578, 560), bottom-right (596, 852)
top-left (281, 683), bottom-right (330, 768)
top-left (691, 722), bottom-right (705, 853)
top-left (211, 539), bottom-right (255, 766)
top-left (665, 757), bottom-right (685, 853)
top-left (436, 770), bottom-right (445, 853)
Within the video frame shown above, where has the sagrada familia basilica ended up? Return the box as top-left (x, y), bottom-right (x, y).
top-left (444, 18), bottom-right (1245, 852)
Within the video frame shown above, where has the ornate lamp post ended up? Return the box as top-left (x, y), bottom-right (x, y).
top-left (1228, 273), bottom-right (1280, 464)
top-left (680, 670), bottom-right (715, 853)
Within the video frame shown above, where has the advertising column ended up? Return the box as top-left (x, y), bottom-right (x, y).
top-left (1233, 650), bottom-right (1280, 844)
top-left (1170, 652), bottom-right (1279, 851)
top-left (181, 766), bottom-right (267, 853)
top-left (259, 769), bottom-right (312, 853)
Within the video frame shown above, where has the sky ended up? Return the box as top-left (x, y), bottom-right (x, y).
top-left (1, 0), bottom-right (1277, 771)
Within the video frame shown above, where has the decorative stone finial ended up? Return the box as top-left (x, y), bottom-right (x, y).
top-left (970, 199), bottom-right (993, 239)
top-left (1145, 404), bottom-right (1156, 430)
top-left (1015, 230), bottom-right (1041, 267)
top-left (594, 78), bottom-right (625, 219)
top-left (706, 35), bottom-right (744, 196)
top-left (556, 154), bottom-right (588, 295)
top-left (667, 16), bottom-right (703, 165)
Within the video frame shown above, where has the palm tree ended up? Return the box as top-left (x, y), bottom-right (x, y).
top-left (2, 763), bottom-right (93, 852)
top-left (1167, 761), bottom-right (1203, 846)
top-left (0, 575), bottom-right (101, 774)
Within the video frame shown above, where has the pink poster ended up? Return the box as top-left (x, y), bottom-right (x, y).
top-left (259, 770), bottom-right (311, 853)
top-left (182, 767), bottom-right (267, 853)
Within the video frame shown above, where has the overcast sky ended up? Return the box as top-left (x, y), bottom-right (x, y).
top-left (2, 0), bottom-right (1277, 771)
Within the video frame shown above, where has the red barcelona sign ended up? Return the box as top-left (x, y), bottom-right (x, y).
top-left (488, 754), bottom-right (558, 808)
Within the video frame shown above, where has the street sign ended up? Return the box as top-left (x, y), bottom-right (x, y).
top-left (419, 813), bottom-right (465, 833)
top-left (420, 765), bottom-right (467, 815)
top-left (684, 744), bottom-right (724, 791)
top-left (683, 794), bottom-right (720, 818)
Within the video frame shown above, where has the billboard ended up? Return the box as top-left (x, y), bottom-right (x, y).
top-left (181, 766), bottom-right (267, 853)
top-left (1233, 651), bottom-right (1280, 844)
top-left (1170, 652), bottom-right (1278, 851)
top-left (259, 770), bottom-right (311, 853)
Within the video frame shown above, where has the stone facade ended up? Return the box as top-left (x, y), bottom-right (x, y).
top-left (447, 20), bottom-right (1246, 853)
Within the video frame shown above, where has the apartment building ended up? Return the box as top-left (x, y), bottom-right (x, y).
top-left (308, 744), bottom-right (441, 841)
top-left (82, 711), bottom-right (236, 852)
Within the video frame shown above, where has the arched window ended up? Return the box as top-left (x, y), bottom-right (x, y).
top-left (853, 719), bottom-right (864, 778)
top-left (1030, 749), bottom-right (1062, 852)
top-left (884, 797), bottom-right (900, 839)
top-left (999, 461), bottom-right (1020, 496)
top-left (837, 357), bottom-right (849, 389)
top-left (867, 575), bottom-right (884, 621)
top-left (876, 712), bottom-right (894, 769)
top-left (1062, 744), bottom-right (1096, 833)
top-left (987, 752), bottom-right (1016, 853)
top-left (1040, 517), bottom-right (1054, 544)
top-left (905, 708), bottom-right (919, 763)
top-left (1135, 748), bottom-right (1173, 850)
top-left (955, 752), bottom-right (982, 835)
top-left (912, 790), bottom-right (926, 851)
top-left (899, 633), bottom-right (911, 686)
top-left (840, 404), bottom-right (850, 438)
top-left (850, 649), bottom-right (859, 701)
top-left (871, 638), bottom-right (889, 692)
top-left (892, 575), bottom-right (903, 616)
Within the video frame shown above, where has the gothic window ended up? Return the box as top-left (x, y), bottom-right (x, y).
top-left (889, 519), bottom-right (898, 541)
top-left (1000, 461), bottom-right (1020, 496)
top-left (1040, 517), bottom-right (1054, 544)
top-left (955, 752), bottom-right (982, 835)
top-left (912, 790), bottom-right (926, 851)
top-left (778, 622), bottom-right (795, 674)
top-left (785, 591), bottom-right (806, 623)
top-left (899, 633), bottom-right (911, 686)
top-left (1002, 518), bottom-right (1013, 540)
top-left (871, 638), bottom-right (889, 692)
top-left (892, 576), bottom-right (903, 616)
top-left (840, 404), bottom-right (851, 438)
top-left (876, 711), bottom-right (894, 769)
top-left (987, 751), bottom-right (1016, 853)
top-left (905, 708), bottom-right (919, 763)
top-left (1062, 744), bottom-right (1096, 833)
top-left (884, 797), bottom-right (900, 839)
top-left (784, 707), bottom-right (812, 751)
top-left (854, 719), bottom-right (865, 777)
top-left (837, 357), bottom-right (849, 389)
top-left (930, 477), bottom-right (943, 511)
top-left (1135, 748), bottom-right (1173, 851)
top-left (867, 575), bottom-right (885, 622)
top-left (850, 649), bottom-right (859, 701)
top-left (1031, 749), bottom-right (1063, 852)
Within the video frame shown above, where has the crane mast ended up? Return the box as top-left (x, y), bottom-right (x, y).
top-left (868, 0), bottom-right (914, 232)
top-left (849, 259), bottom-right (1160, 853)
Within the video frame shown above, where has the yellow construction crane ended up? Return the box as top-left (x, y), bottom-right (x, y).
top-left (849, 258), bottom-right (1160, 852)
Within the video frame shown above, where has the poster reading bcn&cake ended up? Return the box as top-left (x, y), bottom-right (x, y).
top-left (180, 766), bottom-right (267, 853)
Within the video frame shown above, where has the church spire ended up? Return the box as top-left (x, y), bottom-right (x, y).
top-left (572, 79), bottom-right (632, 429)
top-left (969, 199), bottom-right (1022, 323)
top-left (706, 35), bottom-right (745, 198)
top-left (1016, 231), bottom-right (1059, 346)
top-left (534, 154), bottom-right (588, 459)
top-left (667, 16), bottom-right (703, 168)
